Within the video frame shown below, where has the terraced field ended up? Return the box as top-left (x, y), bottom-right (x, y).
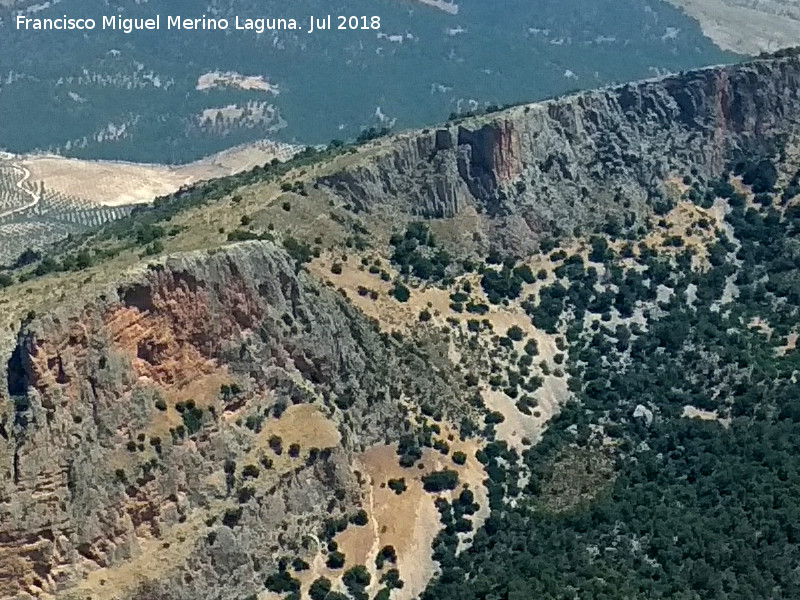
top-left (0, 221), bottom-right (84, 266)
top-left (0, 140), bottom-right (297, 265)
top-left (0, 158), bottom-right (134, 265)
top-left (27, 188), bottom-right (134, 226)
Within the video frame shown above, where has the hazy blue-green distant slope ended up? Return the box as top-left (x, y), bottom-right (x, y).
top-left (0, 0), bottom-right (738, 163)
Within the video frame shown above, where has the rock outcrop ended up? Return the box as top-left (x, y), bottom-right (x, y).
top-left (0, 242), bottom-right (464, 600)
top-left (320, 50), bottom-right (800, 252)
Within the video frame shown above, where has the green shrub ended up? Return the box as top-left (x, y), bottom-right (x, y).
top-left (264, 571), bottom-right (300, 594)
top-left (350, 509), bottom-right (369, 526)
top-left (269, 435), bottom-right (283, 455)
top-left (181, 403), bottom-right (204, 435)
top-left (387, 478), bottom-right (407, 494)
top-left (326, 551), bottom-right (346, 569)
top-left (507, 325), bottom-right (524, 341)
top-left (391, 283), bottom-right (411, 302)
top-left (242, 464), bottom-right (259, 479)
top-left (309, 578), bottom-right (332, 600)
top-left (375, 545), bottom-right (398, 570)
top-left (343, 564), bottom-right (371, 590)
top-left (283, 237), bottom-right (313, 265)
top-left (422, 469), bottom-right (459, 492)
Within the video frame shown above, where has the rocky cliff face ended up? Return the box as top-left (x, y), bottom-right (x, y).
top-left (2, 50), bottom-right (800, 600)
top-left (0, 242), bottom-right (464, 600)
top-left (320, 51), bottom-right (800, 251)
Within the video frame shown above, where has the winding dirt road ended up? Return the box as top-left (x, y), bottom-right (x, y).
top-left (0, 158), bottom-right (41, 219)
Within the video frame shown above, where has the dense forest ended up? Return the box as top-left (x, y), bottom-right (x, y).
top-left (422, 157), bottom-right (800, 599)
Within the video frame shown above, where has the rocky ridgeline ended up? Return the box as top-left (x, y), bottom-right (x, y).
top-left (320, 51), bottom-right (800, 252)
top-left (1, 51), bottom-right (800, 599)
top-left (0, 242), bottom-right (463, 599)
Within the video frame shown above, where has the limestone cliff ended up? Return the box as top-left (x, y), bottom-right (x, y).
top-left (2, 50), bottom-right (800, 600)
top-left (320, 51), bottom-right (800, 251)
top-left (0, 242), bottom-right (464, 600)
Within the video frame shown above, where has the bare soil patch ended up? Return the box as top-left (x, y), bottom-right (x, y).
top-left (682, 405), bottom-right (731, 427)
top-left (17, 141), bottom-right (297, 207)
top-left (415, 0), bottom-right (459, 15)
top-left (298, 435), bottom-right (487, 599)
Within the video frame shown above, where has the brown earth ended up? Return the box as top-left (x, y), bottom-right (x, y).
top-left (18, 141), bottom-right (298, 207)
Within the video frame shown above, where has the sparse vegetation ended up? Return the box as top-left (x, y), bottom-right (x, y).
top-left (4, 54), bottom-right (800, 600)
top-left (389, 222), bottom-right (451, 281)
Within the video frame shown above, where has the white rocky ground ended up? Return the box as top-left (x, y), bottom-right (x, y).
top-left (666, 0), bottom-right (800, 54)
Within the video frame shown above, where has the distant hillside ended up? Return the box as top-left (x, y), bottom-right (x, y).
top-left (0, 0), bottom-right (737, 163)
top-left (667, 0), bottom-right (800, 54)
top-left (0, 141), bottom-right (297, 266)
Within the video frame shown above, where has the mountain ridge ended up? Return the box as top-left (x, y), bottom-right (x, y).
top-left (318, 48), bottom-right (800, 252)
top-left (1, 49), bottom-right (799, 600)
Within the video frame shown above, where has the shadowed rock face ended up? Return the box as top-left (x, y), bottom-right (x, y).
top-left (320, 51), bottom-right (800, 252)
top-left (0, 242), bottom-right (463, 600)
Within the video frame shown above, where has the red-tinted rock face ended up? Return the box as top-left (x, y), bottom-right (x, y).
top-left (320, 53), bottom-right (800, 252)
top-left (0, 242), bottom-right (466, 600)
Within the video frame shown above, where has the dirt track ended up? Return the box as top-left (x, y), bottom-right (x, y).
top-left (0, 161), bottom-right (40, 219)
top-left (15, 140), bottom-right (299, 208)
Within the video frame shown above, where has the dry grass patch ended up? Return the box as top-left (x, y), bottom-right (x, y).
top-left (298, 434), bottom-right (487, 600)
top-left (253, 403), bottom-right (341, 452)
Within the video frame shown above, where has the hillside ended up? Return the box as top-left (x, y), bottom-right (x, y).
top-left (0, 142), bottom-right (297, 266)
top-left (1, 49), bottom-right (800, 600)
top-left (0, 0), bottom-right (736, 163)
top-left (667, 0), bottom-right (800, 54)
top-left (0, 0), bottom-right (749, 266)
